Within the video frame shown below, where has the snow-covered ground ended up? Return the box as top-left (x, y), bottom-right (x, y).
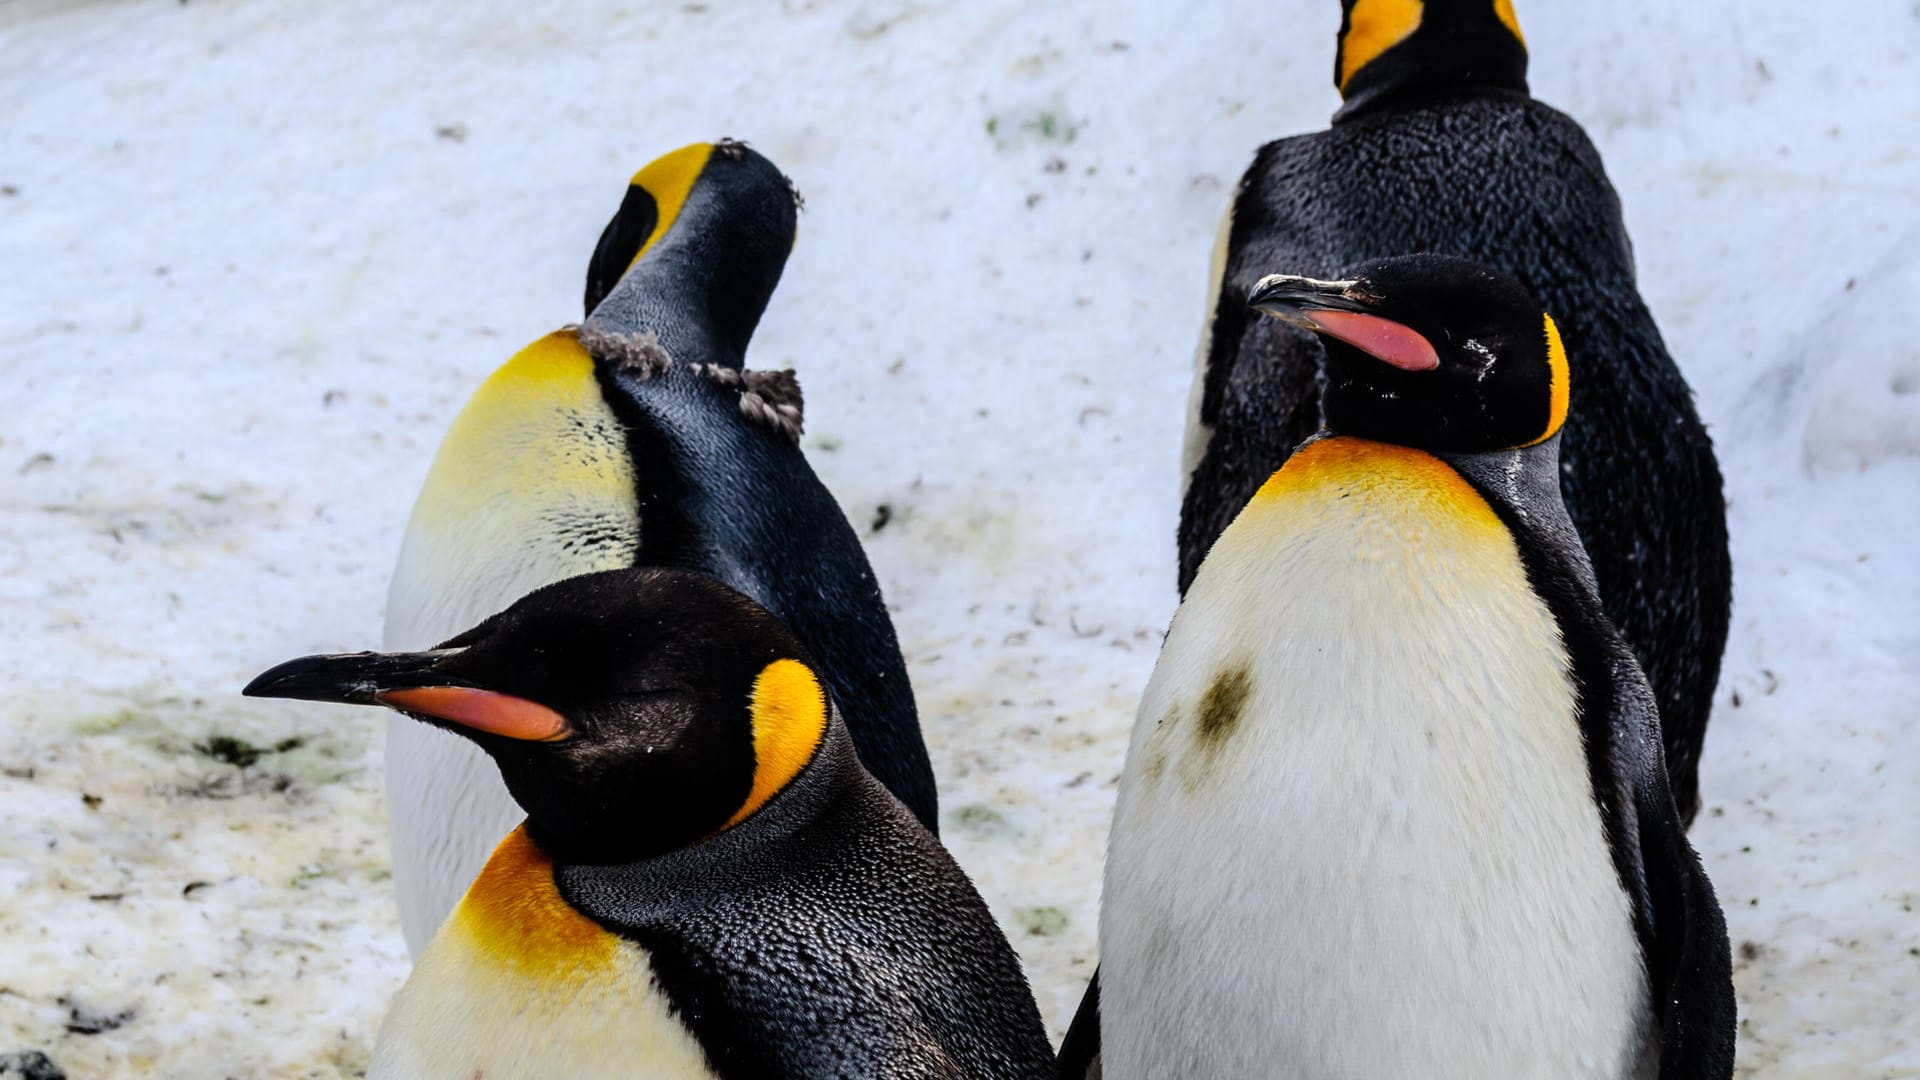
top-left (2, 0), bottom-right (1915, 1076)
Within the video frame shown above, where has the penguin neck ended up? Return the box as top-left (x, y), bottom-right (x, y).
top-left (1431, 436), bottom-right (1601, 598)
top-left (553, 719), bottom-right (858, 883)
top-left (590, 362), bottom-right (774, 575)
top-left (521, 803), bottom-right (709, 868)
top-left (586, 362), bottom-right (890, 731)
top-left (1333, 0), bottom-right (1530, 124)
top-left (582, 251), bottom-right (763, 369)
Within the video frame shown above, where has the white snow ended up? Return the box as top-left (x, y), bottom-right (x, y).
top-left (1, 0), bottom-right (1915, 1076)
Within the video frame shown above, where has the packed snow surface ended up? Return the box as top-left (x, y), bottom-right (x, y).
top-left (2, 0), bottom-right (1916, 1076)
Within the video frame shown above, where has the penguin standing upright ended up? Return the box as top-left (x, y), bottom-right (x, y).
top-left (382, 141), bottom-right (935, 955)
top-left (1068, 256), bottom-right (1734, 1079)
top-left (1179, 0), bottom-right (1731, 823)
top-left (248, 568), bottom-right (1056, 1080)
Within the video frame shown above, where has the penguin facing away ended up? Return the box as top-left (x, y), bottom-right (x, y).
top-left (249, 568), bottom-right (1056, 1080)
top-left (382, 141), bottom-right (936, 955)
top-left (1180, 0), bottom-right (1731, 824)
top-left (1068, 255), bottom-right (1733, 1079)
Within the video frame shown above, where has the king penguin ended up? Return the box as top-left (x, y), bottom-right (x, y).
top-left (382, 140), bottom-right (935, 956)
top-left (1179, 0), bottom-right (1731, 824)
top-left (248, 568), bottom-right (1056, 1080)
top-left (1063, 256), bottom-right (1733, 1079)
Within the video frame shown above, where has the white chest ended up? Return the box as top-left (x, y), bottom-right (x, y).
top-left (371, 927), bottom-right (717, 1080)
top-left (1101, 440), bottom-right (1651, 1079)
top-left (380, 331), bottom-right (640, 955)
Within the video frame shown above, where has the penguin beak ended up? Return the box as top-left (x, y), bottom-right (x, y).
top-left (243, 650), bottom-right (571, 742)
top-left (1247, 274), bottom-right (1440, 373)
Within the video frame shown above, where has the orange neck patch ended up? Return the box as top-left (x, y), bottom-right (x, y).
top-left (450, 826), bottom-right (616, 975)
top-left (723, 659), bottom-right (828, 829)
top-left (1255, 436), bottom-right (1503, 533)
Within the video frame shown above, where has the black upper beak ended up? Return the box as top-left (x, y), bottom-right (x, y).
top-left (1246, 274), bottom-right (1373, 320)
top-left (242, 649), bottom-right (472, 706)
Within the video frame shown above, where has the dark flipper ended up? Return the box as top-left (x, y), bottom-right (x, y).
top-left (1056, 970), bottom-right (1102, 1079)
top-left (1620, 655), bottom-right (1736, 1078)
top-left (1451, 445), bottom-right (1734, 1077)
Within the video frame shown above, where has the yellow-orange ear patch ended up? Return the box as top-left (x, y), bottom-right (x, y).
top-left (1340, 0), bottom-right (1424, 92)
top-left (1493, 0), bottom-right (1526, 47)
top-left (1530, 313), bottom-right (1571, 445)
top-left (724, 659), bottom-right (828, 829)
top-left (624, 142), bottom-right (714, 274)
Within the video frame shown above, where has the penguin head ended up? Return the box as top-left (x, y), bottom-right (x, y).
top-left (583, 139), bottom-right (801, 361)
top-left (246, 568), bottom-right (830, 863)
top-left (1248, 254), bottom-right (1569, 452)
top-left (1335, 0), bottom-right (1529, 117)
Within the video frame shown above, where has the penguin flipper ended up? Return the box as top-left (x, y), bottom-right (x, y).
top-left (1641, 810), bottom-right (1736, 1079)
top-left (1616, 655), bottom-right (1736, 1079)
top-left (1055, 970), bottom-right (1101, 1078)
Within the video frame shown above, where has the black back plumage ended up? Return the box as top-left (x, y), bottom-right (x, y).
top-left (577, 143), bottom-right (939, 832)
top-left (1183, 10), bottom-right (1730, 821)
top-left (561, 725), bottom-right (1058, 1079)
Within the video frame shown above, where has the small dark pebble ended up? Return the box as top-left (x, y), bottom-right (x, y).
top-left (86, 893), bottom-right (123, 903)
top-left (0, 1050), bottom-right (66, 1080)
top-left (182, 880), bottom-right (211, 897)
top-left (871, 503), bottom-right (893, 533)
top-left (57, 998), bottom-right (134, 1036)
top-left (80, 793), bottom-right (102, 809)
top-left (193, 735), bottom-right (304, 769)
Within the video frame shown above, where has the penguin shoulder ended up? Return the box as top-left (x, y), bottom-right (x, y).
top-left (555, 748), bottom-right (1053, 1079)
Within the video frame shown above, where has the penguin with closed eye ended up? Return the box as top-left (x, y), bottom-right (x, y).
top-left (381, 141), bottom-right (937, 955)
top-left (1066, 255), bottom-right (1734, 1080)
top-left (250, 567), bottom-right (1055, 1080)
top-left (1178, 0), bottom-right (1731, 825)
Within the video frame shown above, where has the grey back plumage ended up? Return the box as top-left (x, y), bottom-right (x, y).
top-left (558, 722), bottom-right (1057, 1080)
